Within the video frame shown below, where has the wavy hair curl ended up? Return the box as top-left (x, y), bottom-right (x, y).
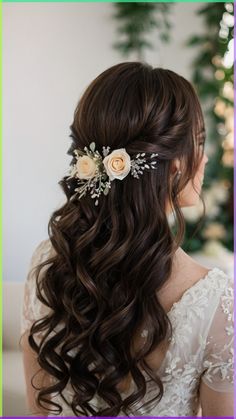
top-left (24, 62), bottom-right (206, 416)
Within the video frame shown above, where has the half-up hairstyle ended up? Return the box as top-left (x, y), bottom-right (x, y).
top-left (23, 62), bottom-right (206, 416)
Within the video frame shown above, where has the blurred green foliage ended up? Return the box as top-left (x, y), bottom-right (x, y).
top-left (183, 2), bottom-right (234, 253)
top-left (112, 3), bottom-right (173, 60)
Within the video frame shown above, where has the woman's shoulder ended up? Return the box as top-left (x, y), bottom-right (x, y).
top-left (176, 248), bottom-right (231, 288)
top-left (29, 238), bottom-right (53, 266)
top-left (32, 237), bottom-right (52, 255)
top-left (172, 264), bottom-right (233, 328)
top-left (158, 248), bottom-right (232, 315)
top-left (186, 252), bottom-right (233, 295)
top-left (21, 238), bottom-right (54, 338)
top-left (186, 266), bottom-right (232, 305)
top-left (179, 254), bottom-right (233, 306)
top-left (25, 238), bottom-right (55, 287)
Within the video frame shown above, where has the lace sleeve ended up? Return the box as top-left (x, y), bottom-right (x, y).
top-left (20, 239), bottom-right (53, 338)
top-left (201, 276), bottom-right (234, 392)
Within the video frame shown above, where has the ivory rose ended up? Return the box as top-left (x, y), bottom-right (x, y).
top-left (103, 148), bottom-right (131, 180)
top-left (76, 155), bottom-right (97, 179)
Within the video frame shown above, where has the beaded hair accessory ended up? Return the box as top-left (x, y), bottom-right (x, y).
top-left (67, 142), bottom-right (159, 206)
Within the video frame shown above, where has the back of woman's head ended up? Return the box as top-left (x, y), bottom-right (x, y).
top-left (28, 62), bottom-right (206, 416)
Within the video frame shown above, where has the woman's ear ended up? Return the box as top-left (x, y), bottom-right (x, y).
top-left (170, 158), bottom-right (181, 176)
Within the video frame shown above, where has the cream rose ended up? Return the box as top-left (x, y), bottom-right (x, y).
top-left (76, 155), bottom-right (97, 179)
top-left (103, 148), bottom-right (131, 180)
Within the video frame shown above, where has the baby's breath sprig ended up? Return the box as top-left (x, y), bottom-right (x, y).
top-left (130, 152), bottom-right (159, 179)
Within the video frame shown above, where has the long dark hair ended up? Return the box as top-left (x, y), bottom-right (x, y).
top-left (23, 62), bottom-right (206, 416)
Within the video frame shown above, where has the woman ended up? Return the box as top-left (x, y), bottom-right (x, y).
top-left (20, 62), bottom-right (234, 417)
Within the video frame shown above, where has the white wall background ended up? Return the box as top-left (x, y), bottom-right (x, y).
top-left (3, 2), bottom-right (204, 282)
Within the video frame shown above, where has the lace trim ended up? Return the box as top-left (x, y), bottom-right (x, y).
top-left (139, 268), bottom-right (234, 387)
top-left (140, 267), bottom-right (227, 338)
top-left (201, 276), bottom-right (234, 389)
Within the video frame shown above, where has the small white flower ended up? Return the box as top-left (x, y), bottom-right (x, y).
top-left (141, 329), bottom-right (148, 338)
top-left (225, 325), bottom-right (234, 335)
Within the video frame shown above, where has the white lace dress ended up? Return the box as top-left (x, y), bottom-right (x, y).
top-left (21, 239), bottom-right (234, 417)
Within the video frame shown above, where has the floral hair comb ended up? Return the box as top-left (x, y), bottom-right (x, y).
top-left (66, 142), bottom-right (159, 206)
